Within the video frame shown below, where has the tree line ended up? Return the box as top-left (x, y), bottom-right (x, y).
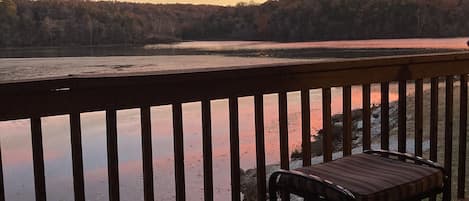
top-left (0, 0), bottom-right (221, 46)
top-left (188, 0), bottom-right (469, 41)
top-left (1, 0), bottom-right (468, 47)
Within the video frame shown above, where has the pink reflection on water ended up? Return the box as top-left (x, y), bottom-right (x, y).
top-left (151, 37), bottom-right (469, 51)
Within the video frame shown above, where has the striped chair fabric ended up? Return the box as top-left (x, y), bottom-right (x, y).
top-left (270, 152), bottom-right (445, 201)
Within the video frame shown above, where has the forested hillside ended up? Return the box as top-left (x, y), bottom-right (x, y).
top-left (0, 0), bottom-right (222, 46)
top-left (186, 0), bottom-right (469, 41)
top-left (1, 0), bottom-right (469, 47)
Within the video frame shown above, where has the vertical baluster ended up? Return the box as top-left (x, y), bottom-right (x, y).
top-left (429, 77), bottom-right (439, 201)
top-left (172, 103), bottom-right (186, 201)
top-left (443, 76), bottom-right (454, 201)
top-left (229, 97), bottom-right (241, 201)
top-left (430, 78), bottom-right (439, 161)
top-left (0, 137), bottom-right (4, 201)
top-left (322, 88), bottom-right (332, 162)
top-left (415, 79), bottom-right (423, 156)
top-left (140, 107), bottom-right (154, 201)
top-left (106, 110), bottom-right (120, 201)
top-left (201, 100), bottom-right (213, 201)
top-left (398, 80), bottom-right (407, 153)
top-left (362, 84), bottom-right (371, 151)
top-left (254, 95), bottom-right (266, 201)
top-left (31, 117), bottom-right (46, 201)
top-left (279, 92), bottom-right (289, 170)
top-left (279, 92), bottom-right (290, 201)
top-left (458, 74), bottom-right (468, 199)
top-left (343, 86), bottom-right (352, 156)
top-left (381, 82), bottom-right (390, 150)
top-left (70, 113), bottom-right (85, 201)
top-left (301, 89), bottom-right (311, 166)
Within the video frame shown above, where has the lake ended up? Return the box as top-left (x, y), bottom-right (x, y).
top-left (1, 37), bottom-right (467, 59)
top-left (0, 38), bottom-right (467, 201)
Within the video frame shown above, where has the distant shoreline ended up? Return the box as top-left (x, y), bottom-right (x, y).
top-left (0, 47), bottom-right (458, 59)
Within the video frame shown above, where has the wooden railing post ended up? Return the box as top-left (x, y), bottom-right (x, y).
top-left (381, 83), bottom-right (390, 150)
top-left (254, 95), bottom-right (266, 201)
top-left (429, 77), bottom-right (439, 201)
top-left (322, 88), bottom-right (332, 162)
top-left (398, 80), bottom-right (407, 153)
top-left (414, 79), bottom-right (423, 156)
top-left (343, 86), bottom-right (352, 156)
top-left (443, 76), bottom-right (454, 201)
top-left (278, 92), bottom-right (290, 201)
top-left (172, 103), bottom-right (186, 201)
top-left (430, 77), bottom-right (439, 162)
top-left (140, 106), bottom-right (154, 201)
top-left (106, 109), bottom-right (120, 201)
top-left (31, 117), bottom-right (47, 201)
top-left (458, 74), bottom-right (468, 199)
top-left (229, 97), bottom-right (241, 201)
top-left (362, 84), bottom-right (371, 151)
top-left (301, 90), bottom-right (312, 166)
top-left (70, 113), bottom-right (85, 201)
top-left (279, 92), bottom-right (289, 170)
top-left (202, 100), bottom-right (213, 201)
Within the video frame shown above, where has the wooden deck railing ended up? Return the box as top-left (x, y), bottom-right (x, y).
top-left (1, 52), bottom-right (469, 201)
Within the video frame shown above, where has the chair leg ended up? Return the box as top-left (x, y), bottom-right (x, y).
top-left (269, 190), bottom-right (278, 201)
top-left (442, 179), bottom-right (451, 201)
top-left (269, 183), bottom-right (278, 201)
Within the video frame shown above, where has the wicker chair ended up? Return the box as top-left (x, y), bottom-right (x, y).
top-left (269, 150), bottom-right (447, 201)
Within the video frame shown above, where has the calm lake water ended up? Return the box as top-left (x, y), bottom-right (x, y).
top-left (1, 37), bottom-right (467, 58)
top-left (0, 38), bottom-right (467, 201)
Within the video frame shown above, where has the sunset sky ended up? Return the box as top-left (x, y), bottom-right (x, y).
top-left (126, 0), bottom-right (267, 6)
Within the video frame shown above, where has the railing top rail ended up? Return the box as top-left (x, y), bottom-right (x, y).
top-left (1, 51), bottom-right (469, 121)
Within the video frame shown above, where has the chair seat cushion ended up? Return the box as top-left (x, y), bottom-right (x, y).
top-left (279, 153), bottom-right (444, 201)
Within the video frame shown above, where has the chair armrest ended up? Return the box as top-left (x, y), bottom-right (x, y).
top-left (364, 149), bottom-right (445, 172)
top-left (269, 169), bottom-right (356, 200)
